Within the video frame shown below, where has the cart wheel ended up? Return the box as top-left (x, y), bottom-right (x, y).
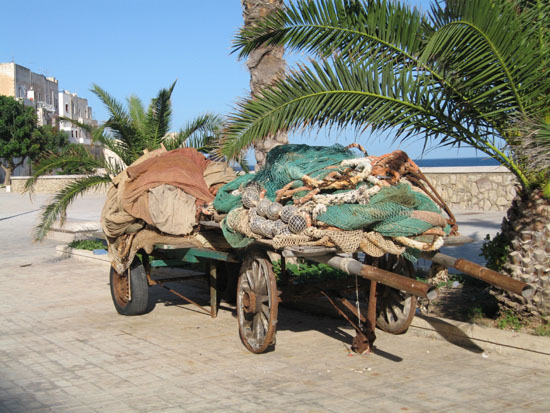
top-left (375, 255), bottom-right (417, 334)
top-left (376, 286), bottom-right (417, 334)
top-left (110, 259), bottom-right (149, 316)
top-left (237, 251), bottom-right (279, 353)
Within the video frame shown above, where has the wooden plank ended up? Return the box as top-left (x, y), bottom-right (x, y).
top-left (150, 267), bottom-right (204, 281)
top-left (209, 263), bottom-right (218, 318)
top-left (152, 247), bottom-right (239, 263)
top-left (150, 258), bottom-right (198, 267)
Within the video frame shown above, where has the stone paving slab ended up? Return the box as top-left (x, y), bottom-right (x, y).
top-left (1, 257), bottom-right (549, 412)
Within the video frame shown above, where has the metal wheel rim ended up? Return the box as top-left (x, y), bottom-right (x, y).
top-left (112, 271), bottom-right (130, 308)
top-left (237, 254), bottom-right (277, 353)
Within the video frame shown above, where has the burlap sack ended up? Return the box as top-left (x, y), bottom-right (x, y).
top-left (148, 185), bottom-right (197, 235)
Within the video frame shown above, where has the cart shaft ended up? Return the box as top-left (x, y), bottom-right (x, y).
top-left (422, 252), bottom-right (535, 298)
top-left (307, 255), bottom-right (438, 300)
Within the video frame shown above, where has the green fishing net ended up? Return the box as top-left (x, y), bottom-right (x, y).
top-left (316, 184), bottom-right (443, 237)
top-left (253, 144), bottom-right (354, 200)
top-left (214, 144), bottom-right (448, 261)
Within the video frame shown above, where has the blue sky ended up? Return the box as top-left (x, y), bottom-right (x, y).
top-left (1, 0), bottom-right (484, 160)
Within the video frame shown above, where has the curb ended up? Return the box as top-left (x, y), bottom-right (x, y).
top-left (409, 314), bottom-right (550, 364)
top-left (47, 221), bottom-right (102, 243)
top-left (56, 245), bottom-right (111, 264)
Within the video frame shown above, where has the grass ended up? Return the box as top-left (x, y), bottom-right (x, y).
top-left (464, 306), bottom-right (486, 323)
top-left (534, 324), bottom-right (550, 337)
top-left (496, 311), bottom-right (523, 332)
top-left (272, 260), bottom-right (349, 283)
top-left (68, 238), bottom-right (106, 251)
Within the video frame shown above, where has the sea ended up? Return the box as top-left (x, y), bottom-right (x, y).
top-left (240, 157), bottom-right (500, 171)
top-left (239, 157), bottom-right (499, 171)
top-left (413, 157), bottom-right (500, 167)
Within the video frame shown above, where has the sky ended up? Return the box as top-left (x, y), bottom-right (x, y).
top-left (0, 0), bottom-right (484, 161)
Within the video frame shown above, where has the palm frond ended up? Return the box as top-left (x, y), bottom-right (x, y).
top-left (234, 0), bottom-right (426, 65)
top-left (127, 95), bottom-right (146, 132)
top-left (232, 0), bottom-right (515, 148)
top-left (223, 58), bottom-right (440, 158)
top-left (163, 113), bottom-right (223, 153)
top-left (24, 147), bottom-right (107, 193)
top-left (91, 84), bottom-right (131, 128)
top-left (58, 116), bottom-right (94, 133)
top-left (33, 175), bottom-right (110, 241)
top-left (223, 53), bottom-right (531, 185)
top-left (423, 0), bottom-right (550, 119)
top-left (91, 84), bottom-right (142, 158)
top-left (144, 80), bottom-right (176, 147)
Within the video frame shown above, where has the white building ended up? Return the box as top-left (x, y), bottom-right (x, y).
top-left (58, 90), bottom-right (98, 145)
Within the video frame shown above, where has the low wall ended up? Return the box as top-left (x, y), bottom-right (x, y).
top-left (10, 175), bottom-right (108, 194)
top-left (10, 166), bottom-right (517, 211)
top-left (422, 166), bottom-right (517, 211)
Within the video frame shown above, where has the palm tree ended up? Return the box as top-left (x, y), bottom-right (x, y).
top-left (223, 0), bottom-right (550, 317)
top-left (240, 0), bottom-right (288, 170)
top-left (27, 82), bottom-right (224, 241)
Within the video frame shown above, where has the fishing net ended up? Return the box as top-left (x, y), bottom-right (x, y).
top-left (215, 144), bottom-right (453, 262)
top-left (213, 173), bottom-right (254, 213)
top-left (253, 144), bottom-right (354, 200)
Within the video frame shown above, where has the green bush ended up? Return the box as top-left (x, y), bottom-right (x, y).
top-left (272, 260), bottom-right (349, 283)
top-left (481, 233), bottom-right (510, 272)
top-left (68, 239), bottom-right (106, 251)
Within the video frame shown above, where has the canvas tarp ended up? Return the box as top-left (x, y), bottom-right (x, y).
top-left (148, 185), bottom-right (197, 236)
top-left (101, 147), bottom-right (237, 272)
top-left (122, 148), bottom-right (215, 225)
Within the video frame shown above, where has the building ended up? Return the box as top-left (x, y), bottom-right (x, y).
top-left (0, 62), bottom-right (59, 126)
top-left (58, 90), bottom-right (98, 145)
top-left (0, 62), bottom-right (100, 182)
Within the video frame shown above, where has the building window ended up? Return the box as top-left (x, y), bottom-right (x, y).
top-left (65, 104), bottom-right (69, 112)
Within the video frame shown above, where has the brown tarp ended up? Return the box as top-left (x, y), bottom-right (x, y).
top-left (108, 228), bottom-right (232, 275)
top-left (122, 148), bottom-right (214, 225)
top-left (203, 161), bottom-right (237, 189)
top-left (100, 147), bottom-right (237, 272)
top-left (101, 146), bottom-right (168, 238)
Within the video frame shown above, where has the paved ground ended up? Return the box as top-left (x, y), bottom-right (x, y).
top-left (1, 192), bottom-right (549, 412)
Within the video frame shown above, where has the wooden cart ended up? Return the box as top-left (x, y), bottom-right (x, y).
top-left (109, 223), bottom-right (534, 355)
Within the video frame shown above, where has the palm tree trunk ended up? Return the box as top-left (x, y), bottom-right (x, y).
top-left (241, 0), bottom-right (288, 170)
top-left (493, 189), bottom-right (550, 317)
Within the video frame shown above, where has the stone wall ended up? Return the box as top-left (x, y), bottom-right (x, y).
top-left (10, 166), bottom-right (517, 211)
top-left (10, 175), bottom-right (108, 194)
top-left (422, 166), bottom-right (517, 211)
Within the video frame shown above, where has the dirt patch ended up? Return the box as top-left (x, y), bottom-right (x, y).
top-left (418, 283), bottom-right (497, 324)
top-left (419, 281), bottom-right (550, 336)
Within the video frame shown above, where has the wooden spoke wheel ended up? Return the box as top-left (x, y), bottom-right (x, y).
top-left (376, 286), bottom-right (417, 334)
top-left (110, 259), bottom-right (149, 316)
top-left (237, 250), bottom-right (279, 354)
top-left (374, 255), bottom-right (417, 334)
